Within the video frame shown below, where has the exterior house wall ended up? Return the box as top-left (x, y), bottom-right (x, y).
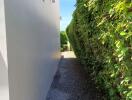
top-left (3, 0), bottom-right (60, 100)
top-left (0, 0), bottom-right (9, 100)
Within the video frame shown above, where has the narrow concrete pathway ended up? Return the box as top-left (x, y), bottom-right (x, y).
top-left (46, 51), bottom-right (103, 100)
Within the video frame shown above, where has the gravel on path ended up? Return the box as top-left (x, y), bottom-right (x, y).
top-left (46, 51), bottom-right (104, 100)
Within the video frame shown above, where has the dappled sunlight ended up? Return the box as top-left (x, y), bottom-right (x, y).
top-left (61, 51), bottom-right (76, 59)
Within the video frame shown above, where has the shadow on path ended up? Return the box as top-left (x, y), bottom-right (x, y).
top-left (46, 52), bottom-right (103, 100)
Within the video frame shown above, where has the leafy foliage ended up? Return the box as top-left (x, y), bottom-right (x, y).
top-left (60, 31), bottom-right (68, 51)
top-left (66, 0), bottom-right (132, 99)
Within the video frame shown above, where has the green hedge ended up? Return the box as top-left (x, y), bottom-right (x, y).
top-left (66, 0), bottom-right (132, 99)
top-left (60, 31), bottom-right (68, 51)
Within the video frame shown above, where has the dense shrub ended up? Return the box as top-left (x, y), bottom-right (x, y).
top-left (66, 0), bottom-right (132, 99)
top-left (60, 31), bottom-right (68, 51)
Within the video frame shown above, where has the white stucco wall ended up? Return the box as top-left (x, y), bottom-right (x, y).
top-left (0, 0), bottom-right (9, 100)
top-left (4, 0), bottom-right (60, 100)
